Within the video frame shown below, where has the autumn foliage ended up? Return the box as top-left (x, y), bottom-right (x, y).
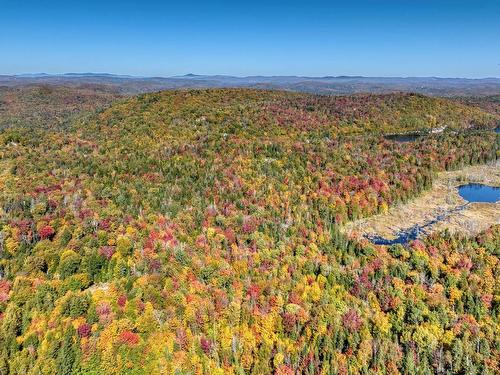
top-left (0, 88), bottom-right (498, 374)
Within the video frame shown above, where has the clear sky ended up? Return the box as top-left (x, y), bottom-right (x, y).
top-left (1, 0), bottom-right (499, 77)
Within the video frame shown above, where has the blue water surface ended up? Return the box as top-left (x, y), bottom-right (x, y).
top-left (384, 133), bottom-right (421, 142)
top-left (458, 183), bottom-right (500, 203)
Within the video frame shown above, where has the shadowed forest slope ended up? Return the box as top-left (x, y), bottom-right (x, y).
top-left (0, 85), bottom-right (122, 131)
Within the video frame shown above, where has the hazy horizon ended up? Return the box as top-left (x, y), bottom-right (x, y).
top-left (2, 0), bottom-right (499, 78)
top-left (4, 72), bottom-right (500, 80)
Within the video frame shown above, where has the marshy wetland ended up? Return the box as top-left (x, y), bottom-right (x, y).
top-left (345, 161), bottom-right (500, 244)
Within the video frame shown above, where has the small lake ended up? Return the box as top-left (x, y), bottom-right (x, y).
top-left (495, 127), bottom-right (500, 133)
top-left (458, 183), bottom-right (500, 203)
top-left (384, 133), bottom-right (422, 142)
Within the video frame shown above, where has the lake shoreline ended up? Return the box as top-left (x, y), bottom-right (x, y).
top-left (343, 161), bottom-right (500, 244)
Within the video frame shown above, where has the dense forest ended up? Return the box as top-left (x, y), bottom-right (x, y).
top-left (0, 88), bottom-right (498, 374)
top-left (0, 85), bottom-right (121, 131)
top-left (453, 96), bottom-right (500, 117)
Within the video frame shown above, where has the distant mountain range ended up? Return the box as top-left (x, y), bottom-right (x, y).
top-left (1, 73), bottom-right (499, 96)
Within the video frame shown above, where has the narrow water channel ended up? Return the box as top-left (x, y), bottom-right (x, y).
top-left (367, 203), bottom-right (469, 245)
top-left (367, 183), bottom-right (499, 245)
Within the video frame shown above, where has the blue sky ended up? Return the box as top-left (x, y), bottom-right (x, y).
top-left (1, 0), bottom-right (499, 77)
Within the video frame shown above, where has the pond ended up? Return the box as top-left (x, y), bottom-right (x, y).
top-left (458, 183), bottom-right (500, 203)
top-left (367, 184), bottom-right (499, 245)
top-left (384, 133), bottom-right (422, 142)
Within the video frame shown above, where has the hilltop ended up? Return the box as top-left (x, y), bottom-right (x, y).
top-left (3, 88), bottom-right (496, 134)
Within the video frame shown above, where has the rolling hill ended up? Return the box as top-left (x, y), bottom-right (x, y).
top-left (2, 73), bottom-right (500, 96)
top-left (0, 89), bottom-right (498, 374)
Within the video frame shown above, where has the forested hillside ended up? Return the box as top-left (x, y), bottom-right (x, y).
top-left (454, 95), bottom-right (500, 117)
top-left (0, 89), bottom-right (498, 374)
top-left (0, 85), bottom-right (121, 131)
